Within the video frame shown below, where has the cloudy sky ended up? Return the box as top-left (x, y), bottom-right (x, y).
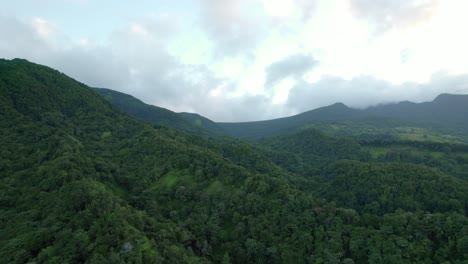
top-left (1, 0), bottom-right (468, 121)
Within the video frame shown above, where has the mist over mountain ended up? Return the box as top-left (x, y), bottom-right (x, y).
top-left (91, 85), bottom-right (468, 140)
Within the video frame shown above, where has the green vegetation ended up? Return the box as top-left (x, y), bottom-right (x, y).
top-left (93, 88), bottom-right (225, 137)
top-left (179, 112), bottom-right (227, 136)
top-left (217, 95), bottom-right (468, 141)
top-left (0, 59), bottom-right (467, 263)
top-left (362, 139), bottom-right (468, 180)
top-left (307, 120), bottom-right (468, 144)
top-left (256, 129), bottom-right (368, 177)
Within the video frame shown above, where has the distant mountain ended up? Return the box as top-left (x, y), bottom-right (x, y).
top-left (218, 94), bottom-right (468, 138)
top-left (218, 103), bottom-right (363, 138)
top-left (93, 87), bottom-right (468, 140)
top-left (364, 93), bottom-right (468, 126)
top-left (93, 88), bottom-right (225, 137)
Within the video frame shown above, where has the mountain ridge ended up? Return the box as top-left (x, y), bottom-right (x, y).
top-left (218, 93), bottom-right (468, 138)
top-left (93, 84), bottom-right (468, 139)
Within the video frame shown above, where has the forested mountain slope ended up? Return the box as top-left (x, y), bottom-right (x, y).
top-left (218, 94), bottom-right (468, 139)
top-left (178, 112), bottom-right (226, 135)
top-left (1, 59), bottom-right (467, 263)
top-left (218, 103), bottom-right (363, 138)
top-left (92, 87), bottom-right (468, 142)
top-left (93, 88), bottom-right (224, 137)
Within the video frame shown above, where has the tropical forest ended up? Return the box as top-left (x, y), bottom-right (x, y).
top-left (1, 58), bottom-right (467, 263)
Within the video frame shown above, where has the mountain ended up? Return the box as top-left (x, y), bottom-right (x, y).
top-left (92, 86), bottom-right (468, 141)
top-left (218, 103), bottom-right (363, 138)
top-left (1, 58), bottom-right (467, 263)
top-left (93, 87), bottom-right (224, 137)
top-left (179, 112), bottom-right (227, 135)
top-left (218, 94), bottom-right (468, 139)
top-left (1, 58), bottom-right (324, 263)
top-left (364, 93), bottom-right (468, 126)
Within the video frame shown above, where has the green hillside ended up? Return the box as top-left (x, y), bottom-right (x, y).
top-left (179, 112), bottom-right (227, 136)
top-left (93, 88), bottom-right (223, 137)
top-left (218, 103), bottom-right (362, 138)
top-left (256, 129), bottom-right (368, 177)
top-left (92, 87), bottom-right (468, 144)
top-left (217, 95), bottom-right (468, 140)
top-left (1, 59), bottom-right (467, 263)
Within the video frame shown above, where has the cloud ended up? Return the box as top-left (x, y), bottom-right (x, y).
top-left (349, 0), bottom-right (439, 32)
top-left (198, 0), bottom-right (269, 58)
top-left (195, 93), bottom-right (290, 122)
top-left (0, 15), bottom-right (263, 121)
top-left (265, 53), bottom-right (318, 86)
top-left (294, 0), bottom-right (317, 19)
top-left (32, 18), bottom-right (56, 39)
top-left (287, 73), bottom-right (468, 113)
top-left (2, 1), bottom-right (468, 122)
top-left (0, 16), bottom-right (50, 58)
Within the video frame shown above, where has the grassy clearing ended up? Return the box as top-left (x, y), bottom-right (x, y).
top-left (160, 173), bottom-right (178, 187)
top-left (365, 145), bottom-right (445, 159)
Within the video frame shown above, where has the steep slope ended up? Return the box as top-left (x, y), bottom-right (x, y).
top-left (93, 87), bottom-right (224, 137)
top-left (1, 59), bottom-right (467, 263)
top-left (0, 59), bottom-right (301, 262)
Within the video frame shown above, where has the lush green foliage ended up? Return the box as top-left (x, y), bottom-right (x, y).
top-left (257, 129), bottom-right (368, 176)
top-left (363, 139), bottom-right (468, 180)
top-left (322, 160), bottom-right (467, 214)
top-left (1, 59), bottom-right (467, 263)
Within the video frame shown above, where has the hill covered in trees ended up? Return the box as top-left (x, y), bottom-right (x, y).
top-left (93, 88), bottom-right (225, 137)
top-left (1, 59), bottom-right (467, 263)
top-left (217, 94), bottom-right (468, 140)
top-left (96, 86), bottom-right (468, 143)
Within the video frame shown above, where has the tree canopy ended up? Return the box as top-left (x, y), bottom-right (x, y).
top-left (1, 59), bottom-right (467, 263)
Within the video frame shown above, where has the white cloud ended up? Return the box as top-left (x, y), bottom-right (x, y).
top-left (349, 0), bottom-right (440, 32)
top-left (198, 0), bottom-right (269, 57)
top-left (32, 17), bottom-right (56, 39)
top-left (1, 0), bottom-right (468, 122)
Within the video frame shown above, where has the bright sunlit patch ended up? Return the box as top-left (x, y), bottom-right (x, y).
top-left (394, 0), bottom-right (468, 78)
top-left (32, 17), bottom-right (55, 39)
top-left (428, 0), bottom-right (468, 74)
top-left (209, 86), bottom-right (223, 97)
top-left (130, 23), bottom-right (149, 36)
top-left (272, 78), bottom-right (295, 104)
top-left (260, 0), bottom-right (296, 17)
top-left (169, 29), bottom-right (213, 65)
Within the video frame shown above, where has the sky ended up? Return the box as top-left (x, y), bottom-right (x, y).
top-left (1, 0), bottom-right (468, 122)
